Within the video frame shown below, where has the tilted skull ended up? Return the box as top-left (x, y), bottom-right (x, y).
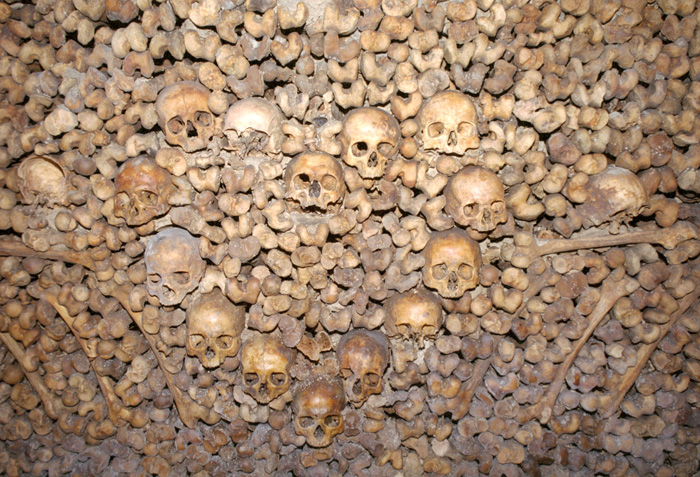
top-left (337, 329), bottom-right (390, 406)
top-left (284, 151), bottom-right (345, 212)
top-left (156, 81), bottom-right (216, 152)
top-left (17, 156), bottom-right (69, 207)
top-left (385, 289), bottom-right (444, 347)
top-left (145, 228), bottom-right (206, 306)
top-left (186, 290), bottom-right (245, 368)
top-left (418, 91), bottom-right (479, 155)
top-left (240, 336), bottom-right (296, 404)
top-left (576, 166), bottom-right (649, 228)
top-left (293, 377), bottom-right (346, 448)
top-left (423, 230), bottom-right (482, 299)
top-left (114, 156), bottom-right (174, 226)
top-left (339, 107), bottom-right (401, 179)
top-left (223, 97), bottom-right (284, 156)
top-left (445, 166), bottom-right (507, 232)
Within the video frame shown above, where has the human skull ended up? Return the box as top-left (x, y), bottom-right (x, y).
top-left (339, 107), bottom-right (401, 179)
top-left (337, 329), bottom-right (390, 406)
top-left (240, 336), bottom-right (296, 404)
top-left (576, 166), bottom-right (649, 228)
top-left (418, 91), bottom-right (479, 155)
top-left (156, 81), bottom-right (216, 152)
top-left (186, 290), bottom-right (245, 368)
top-left (444, 166), bottom-right (507, 232)
top-left (284, 151), bottom-right (345, 212)
top-left (293, 377), bottom-right (346, 448)
top-left (385, 289), bottom-right (444, 347)
top-left (114, 156), bottom-right (174, 226)
top-left (423, 230), bottom-right (482, 299)
top-left (223, 98), bottom-right (284, 156)
top-left (17, 156), bottom-right (69, 207)
top-left (145, 228), bottom-right (206, 306)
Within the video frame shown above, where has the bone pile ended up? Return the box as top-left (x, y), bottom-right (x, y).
top-left (0, 0), bottom-right (700, 474)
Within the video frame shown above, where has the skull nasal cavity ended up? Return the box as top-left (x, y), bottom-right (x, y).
top-left (368, 152), bottom-right (378, 167)
top-left (187, 122), bottom-right (197, 138)
top-left (448, 130), bottom-right (457, 146)
top-left (309, 180), bottom-right (321, 198)
top-left (352, 380), bottom-right (362, 396)
top-left (313, 426), bottom-right (325, 440)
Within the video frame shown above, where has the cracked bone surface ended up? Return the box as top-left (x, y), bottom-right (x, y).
top-left (1, 0), bottom-right (700, 474)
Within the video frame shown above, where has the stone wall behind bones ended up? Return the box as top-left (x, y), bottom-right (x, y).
top-left (0, 0), bottom-right (700, 475)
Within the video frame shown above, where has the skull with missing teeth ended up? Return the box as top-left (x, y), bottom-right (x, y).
top-left (337, 329), bottom-right (390, 406)
top-left (339, 107), bottom-right (401, 179)
top-left (445, 166), bottom-right (507, 232)
top-left (385, 289), bottom-right (444, 347)
top-left (285, 151), bottom-right (345, 212)
top-left (17, 156), bottom-right (69, 207)
top-left (145, 228), bottom-right (206, 306)
top-left (114, 156), bottom-right (174, 227)
top-left (576, 166), bottom-right (649, 229)
top-left (240, 336), bottom-right (296, 404)
top-left (223, 97), bottom-right (284, 156)
top-left (186, 290), bottom-right (245, 369)
top-left (418, 91), bottom-right (479, 155)
top-left (293, 378), bottom-right (346, 448)
top-left (423, 230), bottom-right (482, 299)
top-left (156, 81), bottom-right (216, 152)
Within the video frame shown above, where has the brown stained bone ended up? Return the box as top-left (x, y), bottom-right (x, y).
top-left (598, 276), bottom-right (700, 418)
top-left (517, 269), bottom-right (640, 425)
top-left (43, 290), bottom-right (133, 426)
top-left (97, 280), bottom-right (219, 428)
top-left (0, 330), bottom-right (66, 420)
top-left (507, 222), bottom-right (699, 268)
top-left (0, 239), bottom-right (96, 270)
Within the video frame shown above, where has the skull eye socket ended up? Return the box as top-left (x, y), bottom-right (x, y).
top-left (244, 373), bottom-right (259, 386)
top-left (463, 203), bottom-right (478, 217)
top-left (427, 122), bottom-right (445, 138)
top-left (492, 201), bottom-right (506, 214)
top-left (422, 325), bottom-right (437, 337)
top-left (294, 173), bottom-right (311, 189)
top-left (188, 334), bottom-right (206, 350)
top-left (321, 174), bottom-right (337, 190)
top-left (351, 141), bottom-right (368, 156)
top-left (195, 111), bottom-right (212, 127)
top-left (170, 272), bottom-right (191, 285)
top-left (432, 264), bottom-right (448, 280)
top-left (167, 117), bottom-right (185, 135)
top-left (457, 122), bottom-right (476, 137)
top-left (458, 264), bottom-right (473, 280)
top-left (115, 192), bottom-right (130, 207)
top-left (147, 273), bottom-right (161, 286)
top-left (138, 190), bottom-right (159, 207)
top-left (270, 373), bottom-right (287, 386)
top-left (323, 415), bottom-right (341, 428)
top-left (377, 142), bottom-right (394, 156)
top-left (215, 335), bottom-right (234, 349)
top-left (298, 417), bottom-right (316, 428)
top-left (363, 372), bottom-right (381, 387)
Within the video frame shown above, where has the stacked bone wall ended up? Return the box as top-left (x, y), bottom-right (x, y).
top-left (0, 0), bottom-right (699, 475)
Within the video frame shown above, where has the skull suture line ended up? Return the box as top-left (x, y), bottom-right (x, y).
top-left (445, 166), bottom-right (507, 232)
top-left (186, 290), bottom-right (245, 369)
top-left (337, 329), bottom-right (390, 406)
top-left (240, 336), bottom-right (296, 404)
top-left (284, 151), bottom-right (345, 212)
top-left (575, 166), bottom-right (649, 229)
top-left (385, 289), bottom-right (444, 347)
top-left (418, 90), bottom-right (479, 155)
top-left (145, 228), bottom-right (206, 306)
top-left (423, 229), bottom-right (482, 299)
top-left (339, 107), bottom-right (401, 179)
top-left (293, 377), bottom-right (346, 448)
top-left (114, 156), bottom-right (174, 227)
top-left (223, 97), bottom-right (285, 156)
top-left (156, 81), bottom-right (216, 153)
